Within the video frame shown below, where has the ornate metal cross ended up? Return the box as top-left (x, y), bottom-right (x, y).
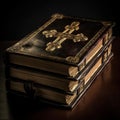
top-left (42, 21), bottom-right (88, 52)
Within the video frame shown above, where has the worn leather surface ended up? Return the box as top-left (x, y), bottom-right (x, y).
top-left (6, 15), bottom-right (114, 65)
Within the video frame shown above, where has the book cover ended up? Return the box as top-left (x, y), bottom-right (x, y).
top-left (5, 13), bottom-right (115, 77)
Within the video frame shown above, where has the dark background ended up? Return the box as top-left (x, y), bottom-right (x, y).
top-left (0, 1), bottom-right (120, 120)
top-left (1, 0), bottom-right (120, 41)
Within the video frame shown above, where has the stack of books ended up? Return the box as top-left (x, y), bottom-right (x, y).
top-left (4, 13), bottom-right (115, 108)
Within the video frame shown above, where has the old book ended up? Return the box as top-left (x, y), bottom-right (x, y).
top-left (5, 37), bottom-right (114, 93)
top-left (5, 13), bottom-right (115, 77)
top-left (6, 39), bottom-right (113, 108)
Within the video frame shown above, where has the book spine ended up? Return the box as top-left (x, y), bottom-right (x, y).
top-left (77, 42), bottom-right (113, 95)
top-left (103, 28), bottom-right (113, 45)
top-left (78, 27), bottom-right (113, 73)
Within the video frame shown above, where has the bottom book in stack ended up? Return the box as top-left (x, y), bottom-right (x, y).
top-left (5, 37), bottom-right (114, 109)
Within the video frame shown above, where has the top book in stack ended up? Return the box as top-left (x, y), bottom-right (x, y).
top-left (5, 13), bottom-right (115, 77)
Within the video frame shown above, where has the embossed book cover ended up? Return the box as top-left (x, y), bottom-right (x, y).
top-left (5, 13), bottom-right (115, 109)
top-left (5, 13), bottom-right (114, 77)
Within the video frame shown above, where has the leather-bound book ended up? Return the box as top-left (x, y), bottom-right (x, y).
top-left (5, 37), bottom-right (114, 93)
top-left (5, 37), bottom-right (114, 108)
top-left (5, 13), bottom-right (115, 77)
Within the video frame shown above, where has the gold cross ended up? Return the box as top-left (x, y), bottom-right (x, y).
top-left (42, 21), bottom-right (88, 52)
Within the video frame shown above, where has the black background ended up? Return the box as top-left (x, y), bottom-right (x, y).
top-left (1, 0), bottom-right (120, 41)
top-left (0, 1), bottom-right (120, 120)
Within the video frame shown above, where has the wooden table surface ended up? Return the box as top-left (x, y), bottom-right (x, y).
top-left (0, 37), bottom-right (120, 120)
